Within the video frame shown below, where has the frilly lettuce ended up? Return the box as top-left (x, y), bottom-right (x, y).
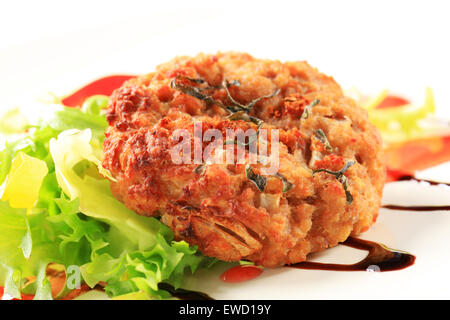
top-left (0, 96), bottom-right (210, 299)
top-left (50, 129), bottom-right (206, 298)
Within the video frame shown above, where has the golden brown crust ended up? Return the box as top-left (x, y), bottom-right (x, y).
top-left (102, 52), bottom-right (385, 267)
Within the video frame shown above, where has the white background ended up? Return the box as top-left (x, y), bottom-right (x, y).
top-left (1, 0), bottom-right (449, 115)
top-left (1, 0), bottom-right (450, 299)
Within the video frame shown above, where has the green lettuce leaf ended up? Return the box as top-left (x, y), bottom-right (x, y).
top-left (0, 200), bottom-right (61, 299)
top-left (49, 129), bottom-right (208, 299)
top-left (0, 96), bottom-right (211, 300)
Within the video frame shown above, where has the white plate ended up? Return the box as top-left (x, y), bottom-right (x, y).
top-left (180, 178), bottom-right (450, 300)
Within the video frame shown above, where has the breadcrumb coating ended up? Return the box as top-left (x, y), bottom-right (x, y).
top-left (102, 52), bottom-right (385, 267)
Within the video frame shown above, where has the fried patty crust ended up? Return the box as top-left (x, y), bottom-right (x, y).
top-left (102, 52), bottom-right (385, 267)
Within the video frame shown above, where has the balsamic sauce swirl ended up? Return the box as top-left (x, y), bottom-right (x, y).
top-left (382, 175), bottom-right (450, 211)
top-left (160, 174), bottom-right (448, 298)
top-left (290, 237), bottom-right (415, 272)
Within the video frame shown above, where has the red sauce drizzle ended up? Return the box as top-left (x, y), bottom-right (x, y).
top-left (376, 95), bottom-right (410, 109)
top-left (61, 75), bottom-right (135, 107)
top-left (220, 265), bottom-right (263, 283)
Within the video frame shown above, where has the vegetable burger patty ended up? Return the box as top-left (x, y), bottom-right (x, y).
top-left (102, 52), bottom-right (385, 267)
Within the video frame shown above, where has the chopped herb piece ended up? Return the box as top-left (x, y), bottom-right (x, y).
top-left (301, 99), bottom-right (320, 120)
top-left (223, 137), bottom-right (257, 147)
top-left (223, 133), bottom-right (259, 148)
top-left (312, 161), bottom-right (355, 204)
top-left (178, 76), bottom-right (206, 84)
top-left (314, 129), bottom-right (333, 152)
top-left (181, 206), bottom-right (199, 211)
top-left (275, 173), bottom-right (294, 193)
top-left (194, 164), bottom-right (206, 175)
top-left (171, 76), bottom-right (278, 116)
top-left (170, 78), bottom-right (225, 107)
top-left (223, 79), bottom-right (279, 113)
top-left (226, 111), bottom-right (263, 126)
top-left (245, 164), bottom-right (267, 192)
top-left (226, 110), bottom-right (252, 122)
top-left (171, 77), bottom-right (245, 115)
top-left (171, 76), bottom-right (271, 128)
top-left (172, 76), bottom-right (270, 150)
top-left (225, 79), bottom-right (241, 88)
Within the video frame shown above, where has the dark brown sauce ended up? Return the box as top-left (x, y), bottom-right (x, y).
top-left (285, 173), bottom-right (450, 273)
top-left (383, 174), bottom-right (450, 211)
top-left (382, 204), bottom-right (450, 211)
top-left (290, 237), bottom-right (415, 272)
top-left (158, 283), bottom-right (214, 300)
top-left (393, 174), bottom-right (450, 187)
